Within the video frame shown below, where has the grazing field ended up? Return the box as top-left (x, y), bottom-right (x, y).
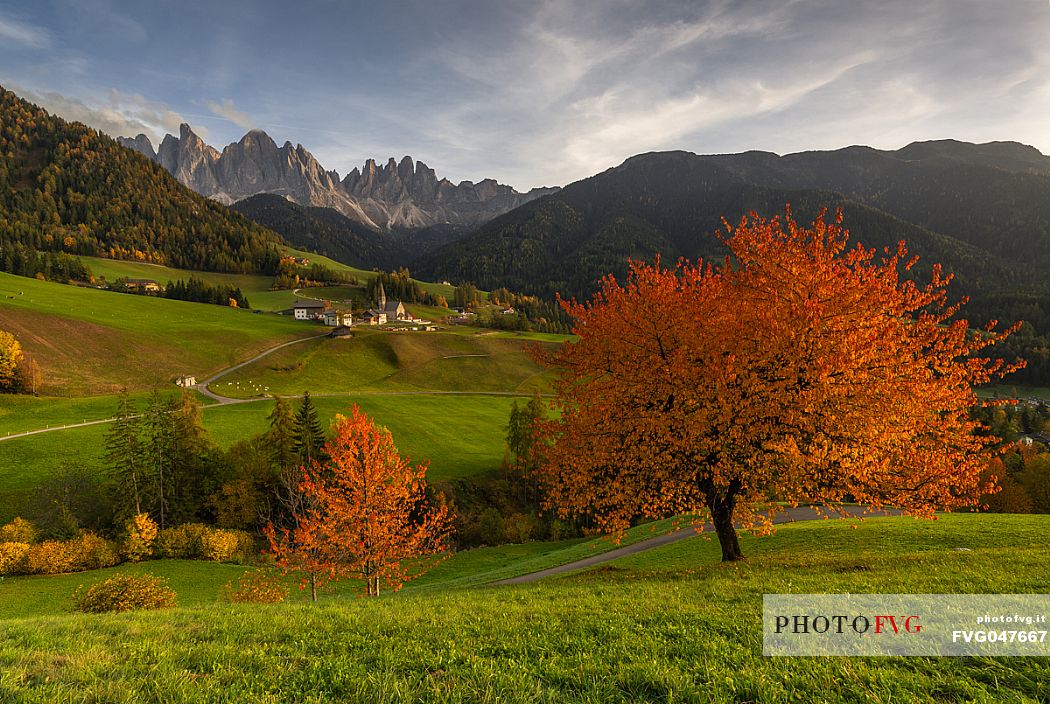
top-left (0, 514), bottom-right (1045, 702)
top-left (0, 273), bottom-right (308, 395)
top-left (0, 517), bottom-right (688, 619)
top-left (211, 328), bottom-right (557, 398)
top-left (77, 256), bottom-right (298, 310)
top-left (0, 393), bottom-right (521, 522)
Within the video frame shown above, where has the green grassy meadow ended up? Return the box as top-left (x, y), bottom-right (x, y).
top-left (78, 255), bottom-right (298, 309)
top-left (0, 272), bottom-right (309, 394)
top-left (0, 393), bottom-right (521, 521)
top-left (210, 328), bottom-right (556, 398)
top-left (0, 514), bottom-right (1045, 702)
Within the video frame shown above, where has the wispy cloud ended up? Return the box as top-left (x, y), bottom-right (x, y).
top-left (6, 0), bottom-right (1050, 189)
top-left (10, 84), bottom-right (202, 143)
top-left (206, 98), bottom-right (254, 130)
top-left (0, 11), bottom-right (50, 49)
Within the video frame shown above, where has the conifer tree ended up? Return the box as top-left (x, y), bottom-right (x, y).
top-left (103, 389), bottom-right (145, 517)
top-left (266, 395), bottom-right (297, 472)
top-left (293, 391), bottom-right (326, 467)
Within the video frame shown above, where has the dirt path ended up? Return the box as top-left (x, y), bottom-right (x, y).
top-left (0, 332), bottom-right (544, 441)
top-left (196, 333), bottom-right (331, 404)
top-left (494, 505), bottom-right (902, 585)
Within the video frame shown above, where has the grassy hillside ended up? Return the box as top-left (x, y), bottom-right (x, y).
top-left (282, 245), bottom-right (462, 302)
top-left (0, 393), bottom-right (523, 522)
top-left (0, 516), bottom-right (689, 619)
top-left (211, 328), bottom-right (557, 398)
top-left (79, 256), bottom-right (301, 313)
top-left (0, 272), bottom-right (308, 395)
top-left (0, 514), bottom-right (1045, 702)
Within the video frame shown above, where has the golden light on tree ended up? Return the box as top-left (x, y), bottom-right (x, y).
top-left (267, 406), bottom-right (453, 599)
top-left (0, 330), bottom-right (24, 391)
top-left (535, 208), bottom-right (1023, 561)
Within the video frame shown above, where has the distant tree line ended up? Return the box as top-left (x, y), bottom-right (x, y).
top-left (272, 258), bottom-right (358, 290)
top-left (365, 269), bottom-right (442, 306)
top-left (109, 276), bottom-right (251, 309)
top-left (481, 287), bottom-right (573, 334)
top-left (0, 242), bottom-right (90, 282)
top-left (971, 401), bottom-right (1050, 514)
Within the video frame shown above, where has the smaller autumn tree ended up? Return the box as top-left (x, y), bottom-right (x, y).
top-left (267, 406), bottom-right (453, 599)
top-left (0, 330), bottom-right (24, 392)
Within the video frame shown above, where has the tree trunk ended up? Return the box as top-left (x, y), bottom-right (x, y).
top-left (707, 489), bottom-right (743, 562)
top-left (310, 573), bottom-right (317, 602)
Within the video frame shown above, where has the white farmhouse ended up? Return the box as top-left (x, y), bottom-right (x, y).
top-left (293, 299), bottom-right (328, 320)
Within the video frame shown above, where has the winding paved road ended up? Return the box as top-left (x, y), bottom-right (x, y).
top-left (495, 505), bottom-right (902, 585)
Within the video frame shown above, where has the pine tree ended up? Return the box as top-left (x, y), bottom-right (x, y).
top-left (266, 395), bottom-right (297, 472)
top-left (142, 390), bottom-right (172, 528)
top-left (103, 389), bottom-right (145, 517)
top-left (293, 391), bottom-right (327, 467)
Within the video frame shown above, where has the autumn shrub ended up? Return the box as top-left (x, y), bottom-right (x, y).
top-left (123, 513), bottom-right (157, 562)
top-left (502, 513), bottom-right (535, 544)
top-left (479, 508), bottom-right (504, 545)
top-left (200, 528), bottom-right (240, 562)
top-left (68, 532), bottom-right (120, 571)
top-left (25, 540), bottom-right (78, 575)
top-left (0, 542), bottom-right (30, 575)
top-left (549, 519), bottom-right (577, 541)
top-left (220, 570), bottom-right (288, 604)
top-left (72, 573), bottom-right (177, 613)
top-left (0, 517), bottom-right (38, 544)
top-left (233, 530), bottom-right (256, 561)
top-left (156, 523), bottom-right (206, 559)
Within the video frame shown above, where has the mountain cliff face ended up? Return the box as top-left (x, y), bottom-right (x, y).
top-left (120, 126), bottom-right (556, 230)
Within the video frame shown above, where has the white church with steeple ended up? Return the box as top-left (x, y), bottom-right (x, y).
top-left (361, 281), bottom-right (410, 325)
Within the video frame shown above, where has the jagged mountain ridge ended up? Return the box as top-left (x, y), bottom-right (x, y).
top-left (119, 126), bottom-right (557, 231)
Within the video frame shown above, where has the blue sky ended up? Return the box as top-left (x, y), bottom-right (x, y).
top-left (2, 1), bottom-right (1050, 189)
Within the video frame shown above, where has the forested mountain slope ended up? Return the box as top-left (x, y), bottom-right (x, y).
top-left (0, 87), bottom-right (284, 276)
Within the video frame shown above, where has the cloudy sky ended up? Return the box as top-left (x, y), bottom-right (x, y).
top-left (2, 0), bottom-right (1049, 189)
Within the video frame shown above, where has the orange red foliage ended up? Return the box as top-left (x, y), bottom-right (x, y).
top-left (536, 208), bottom-right (1022, 560)
top-left (267, 406), bottom-right (452, 598)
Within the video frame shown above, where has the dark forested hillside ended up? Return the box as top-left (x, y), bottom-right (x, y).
top-left (415, 150), bottom-right (1023, 302)
top-left (230, 193), bottom-right (395, 269)
top-left (416, 143), bottom-right (1050, 385)
top-left (232, 193), bottom-right (475, 270)
top-left (0, 86), bottom-right (283, 276)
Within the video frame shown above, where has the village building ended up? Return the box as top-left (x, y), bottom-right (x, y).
top-left (360, 310), bottom-right (388, 326)
top-left (293, 299), bottom-right (328, 320)
top-left (175, 375), bottom-right (197, 387)
top-left (322, 310), bottom-right (352, 326)
top-left (125, 278), bottom-right (161, 293)
top-left (375, 281), bottom-right (412, 322)
top-left (1019, 431), bottom-right (1050, 447)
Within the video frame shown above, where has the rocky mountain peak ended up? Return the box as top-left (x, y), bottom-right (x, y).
top-left (117, 133), bottom-right (157, 160)
top-left (119, 126), bottom-right (559, 231)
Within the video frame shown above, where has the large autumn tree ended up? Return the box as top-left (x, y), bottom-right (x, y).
top-left (267, 406), bottom-right (453, 599)
top-left (536, 208), bottom-right (1022, 561)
